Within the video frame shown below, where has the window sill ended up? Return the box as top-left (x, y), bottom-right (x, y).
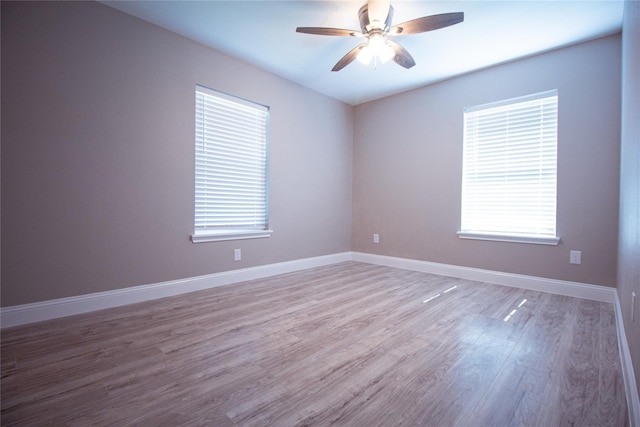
top-left (191, 229), bottom-right (273, 243)
top-left (457, 231), bottom-right (560, 246)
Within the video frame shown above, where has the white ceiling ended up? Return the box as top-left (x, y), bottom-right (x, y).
top-left (102, 0), bottom-right (624, 105)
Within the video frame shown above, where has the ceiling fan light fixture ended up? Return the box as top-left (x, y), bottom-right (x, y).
top-left (357, 45), bottom-right (373, 64)
top-left (377, 41), bottom-right (395, 63)
top-left (368, 32), bottom-right (385, 51)
top-left (360, 33), bottom-right (394, 65)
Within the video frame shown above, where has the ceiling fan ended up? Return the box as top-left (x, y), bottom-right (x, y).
top-left (296, 0), bottom-right (464, 71)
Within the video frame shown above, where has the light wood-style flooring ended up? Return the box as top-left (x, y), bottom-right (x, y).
top-left (1, 262), bottom-right (629, 426)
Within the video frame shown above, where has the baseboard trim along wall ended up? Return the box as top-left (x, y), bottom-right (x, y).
top-left (0, 251), bottom-right (619, 327)
top-left (351, 252), bottom-right (617, 303)
top-left (0, 252), bottom-right (352, 329)
top-left (615, 294), bottom-right (640, 427)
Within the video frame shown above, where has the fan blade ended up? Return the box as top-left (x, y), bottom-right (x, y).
top-left (387, 40), bottom-right (416, 69)
top-left (332, 43), bottom-right (367, 71)
top-left (367, 0), bottom-right (390, 28)
top-left (389, 12), bottom-right (464, 35)
top-left (296, 27), bottom-right (362, 37)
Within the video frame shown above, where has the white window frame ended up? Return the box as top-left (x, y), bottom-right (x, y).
top-left (191, 85), bottom-right (272, 243)
top-left (458, 90), bottom-right (560, 246)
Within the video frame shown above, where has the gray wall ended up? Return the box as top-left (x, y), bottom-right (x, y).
top-left (1, 1), bottom-right (625, 310)
top-left (618, 0), bottom-right (640, 402)
top-left (1, 1), bottom-right (353, 306)
top-left (352, 35), bottom-right (621, 287)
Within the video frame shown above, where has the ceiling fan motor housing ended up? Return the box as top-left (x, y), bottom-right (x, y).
top-left (358, 4), bottom-right (394, 33)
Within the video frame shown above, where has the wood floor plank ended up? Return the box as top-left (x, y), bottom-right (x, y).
top-left (469, 359), bottom-right (554, 426)
top-left (0, 262), bottom-right (628, 426)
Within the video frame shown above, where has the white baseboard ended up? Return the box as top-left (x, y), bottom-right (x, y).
top-left (2, 251), bottom-right (618, 328)
top-left (351, 252), bottom-right (617, 303)
top-left (615, 294), bottom-right (640, 427)
top-left (0, 252), bottom-right (351, 329)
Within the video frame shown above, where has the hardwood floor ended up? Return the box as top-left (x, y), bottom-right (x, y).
top-left (1, 262), bottom-right (629, 426)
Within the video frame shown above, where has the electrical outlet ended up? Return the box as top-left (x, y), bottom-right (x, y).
top-left (373, 234), bottom-right (380, 244)
top-left (569, 250), bottom-right (581, 265)
top-left (234, 248), bottom-right (241, 261)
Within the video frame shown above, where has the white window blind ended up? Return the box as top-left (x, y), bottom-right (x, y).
top-left (459, 90), bottom-right (559, 245)
top-left (192, 85), bottom-right (271, 243)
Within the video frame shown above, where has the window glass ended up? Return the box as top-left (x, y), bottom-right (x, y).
top-left (459, 90), bottom-right (559, 245)
top-left (192, 85), bottom-right (271, 243)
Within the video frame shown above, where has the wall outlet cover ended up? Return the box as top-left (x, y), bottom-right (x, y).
top-left (569, 250), bottom-right (581, 265)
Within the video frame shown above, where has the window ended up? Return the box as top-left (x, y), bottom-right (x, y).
top-left (191, 85), bottom-right (271, 243)
top-left (459, 90), bottom-right (559, 245)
